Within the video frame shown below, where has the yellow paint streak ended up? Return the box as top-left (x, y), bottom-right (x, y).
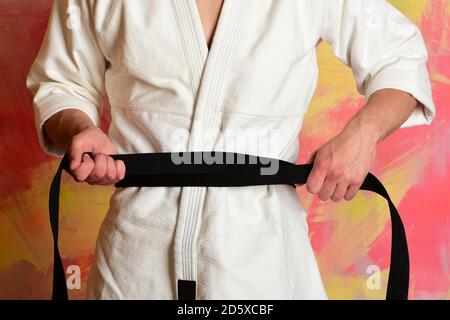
top-left (325, 269), bottom-right (389, 300)
top-left (388, 0), bottom-right (429, 24)
top-left (315, 192), bottom-right (389, 271)
top-left (0, 216), bottom-right (36, 269)
top-left (58, 176), bottom-right (112, 255)
top-left (313, 141), bottom-right (434, 298)
top-left (305, 42), bottom-right (358, 122)
top-left (433, 72), bottom-right (450, 85)
top-left (0, 159), bottom-right (112, 272)
top-left (379, 142), bottom-right (433, 204)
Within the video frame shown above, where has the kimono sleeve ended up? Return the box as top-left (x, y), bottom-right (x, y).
top-left (26, 0), bottom-right (106, 157)
top-left (320, 0), bottom-right (436, 128)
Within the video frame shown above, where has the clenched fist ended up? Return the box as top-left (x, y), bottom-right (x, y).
top-left (65, 127), bottom-right (126, 185)
top-left (305, 118), bottom-right (377, 202)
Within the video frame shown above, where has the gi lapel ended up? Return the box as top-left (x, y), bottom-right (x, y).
top-left (169, 0), bottom-right (249, 297)
top-left (187, 0), bottom-right (248, 150)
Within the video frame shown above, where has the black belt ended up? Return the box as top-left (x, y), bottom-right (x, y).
top-left (49, 152), bottom-right (409, 300)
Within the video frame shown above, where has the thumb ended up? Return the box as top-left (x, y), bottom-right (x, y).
top-left (68, 142), bottom-right (87, 171)
top-left (69, 152), bottom-right (82, 171)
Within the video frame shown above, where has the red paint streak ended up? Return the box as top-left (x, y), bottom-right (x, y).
top-left (0, 1), bottom-right (52, 199)
top-left (368, 0), bottom-right (450, 299)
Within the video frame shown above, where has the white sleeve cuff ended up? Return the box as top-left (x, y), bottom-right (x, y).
top-left (365, 69), bottom-right (436, 129)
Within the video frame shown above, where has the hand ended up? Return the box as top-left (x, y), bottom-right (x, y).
top-left (305, 119), bottom-right (378, 202)
top-left (65, 127), bottom-right (126, 185)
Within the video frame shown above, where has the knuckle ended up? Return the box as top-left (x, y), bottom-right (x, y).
top-left (353, 174), bottom-right (365, 185)
top-left (107, 172), bottom-right (115, 180)
top-left (306, 182), bottom-right (318, 194)
top-left (343, 173), bottom-right (353, 182)
top-left (318, 192), bottom-right (328, 201)
top-left (331, 196), bottom-right (340, 203)
top-left (329, 168), bottom-right (343, 180)
top-left (344, 194), bottom-right (354, 201)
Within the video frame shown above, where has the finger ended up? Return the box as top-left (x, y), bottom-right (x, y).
top-left (105, 156), bottom-right (116, 180)
top-left (93, 153), bottom-right (108, 179)
top-left (115, 160), bottom-right (126, 180)
top-left (88, 153), bottom-right (108, 182)
top-left (90, 156), bottom-right (117, 186)
top-left (344, 184), bottom-right (361, 201)
top-left (68, 138), bottom-right (86, 171)
top-left (331, 182), bottom-right (350, 202)
top-left (317, 177), bottom-right (337, 201)
top-left (72, 153), bottom-right (95, 182)
top-left (306, 156), bottom-right (328, 194)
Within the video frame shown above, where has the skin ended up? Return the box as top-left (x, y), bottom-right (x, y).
top-left (304, 88), bottom-right (420, 202)
top-left (196, 0), bottom-right (224, 49)
top-left (44, 109), bottom-right (125, 185)
top-left (43, 2), bottom-right (422, 202)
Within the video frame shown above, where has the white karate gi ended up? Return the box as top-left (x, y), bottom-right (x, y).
top-left (27, 0), bottom-right (435, 299)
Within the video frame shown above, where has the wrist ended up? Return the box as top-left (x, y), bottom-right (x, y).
top-left (60, 109), bottom-right (97, 136)
top-left (55, 109), bottom-right (97, 152)
top-left (344, 112), bottom-right (384, 145)
top-left (71, 119), bottom-right (96, 135)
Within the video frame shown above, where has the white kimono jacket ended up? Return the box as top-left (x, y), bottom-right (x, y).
top-left (27, 0), bottom-right (435, 299)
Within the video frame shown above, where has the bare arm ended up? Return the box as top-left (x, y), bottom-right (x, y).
top-left (26, 1), bottom-right (125, 185)
top-left (305, 88), bottom-right (420, 202)
top-left (308, 0), bottom-right (436, 201)
top-left (44, 109), bottom-right (125, 185)
top-left (43, 109), bottom-right (96, 152)
top-left (351, 88), bottom-right (419, 144)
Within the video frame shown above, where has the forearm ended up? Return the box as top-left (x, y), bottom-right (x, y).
top-left (43, 109), bottom-right (97, 152)
top-left (306, 88), bottom-right (420, 201)
top-left (344, 88), bottom-right (419, 143)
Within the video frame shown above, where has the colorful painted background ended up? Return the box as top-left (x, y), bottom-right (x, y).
top-left (0, 0), bottom-right (448, 299)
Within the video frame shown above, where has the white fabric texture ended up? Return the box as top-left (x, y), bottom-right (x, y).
top-left (27, 0), bottom-right (435, 299)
